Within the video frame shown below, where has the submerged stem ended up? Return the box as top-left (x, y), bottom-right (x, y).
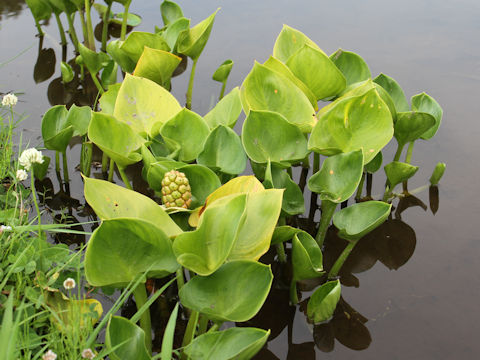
top-left (315, 200), bottom-right (336, 248)
top-left (186, 58), bottom-right (198, 110)
top-left (132, 284), bottom-right (152, 354)
top-left (328, 240), bottom-right (357, 279)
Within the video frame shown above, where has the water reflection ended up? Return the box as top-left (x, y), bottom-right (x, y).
top-left (0, 0), bottom-right (25, 20)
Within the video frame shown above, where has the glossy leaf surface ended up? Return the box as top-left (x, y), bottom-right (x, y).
top-left (309, 88), bottom-right (393, 163)
top-left (66, 104), bottom-right (91, 136)
top-left (270, 165), bottom-right (305, 215)
top-left (373, 73), bottom-right (409, 112)
top-left (242, 110), bottom-right (309, 165)
top-left (364, 151), bottom-right (382, 174)
top-left (179, 260), bottom-right (273, 322)
top-left (204, 87), bottom-right (242, 129)
top-left (307, 280), bottom-right (341, 323)
top-left (197, 125), bottom-right (247, 175)
top-left (106, 316), bottom-right (150, 360)
top-left (212, 59), bottom-right (233, 82)
top-left (333, 201), bottom-right (392, 241)
top-left (411, 92), bottom-right (443, 140)
top-left (78, 43), bottom-right (110, 75)
top-left (133, 47), bottom-right (181, 87)
top-left (120, 32), bottom-right (169, 62)
top-left (183, 327), bottom-right (270, 360)
top-left (273, 25), bottom-right (321, 63)
top-left (107, 40), bottom-right (136, 73)
top-left (292, 231), bottom-right (324, 281)
top-left (308, 150), bottom-right (364, 203)
top-left (429, 162), bottom-right (446, 185)
top-left (384, 161), bottom-right (419, 189)
top-left (60, 61), bottom-right (73, 83)
top-left (161, 0), bottom-right (183, 26)
top-left (113, 74), bottom-right (182, 137)
top-left (85, 218), bottom-right (179, 286)
top-left (41, 105), bottom-right (74, 152)
top-left (83, 177), bottom-right (182, 237)
top-left (394, 111), bottom-right (436, 147)
top-left (241, 62), bottom-right (317, 133)
top-left (330, 49), bottom-right (371, 86)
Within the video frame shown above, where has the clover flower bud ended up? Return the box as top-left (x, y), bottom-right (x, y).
top-left (63, 277), bottom-right (76, 290)
top-left (16, 169), bottom-right (28, 181)
top-left (42, 350), bottom-right (57, 360)
top-left (18, 148), bottom-right (44, 171)
top-left (2, 93), bottom-right (18, 107)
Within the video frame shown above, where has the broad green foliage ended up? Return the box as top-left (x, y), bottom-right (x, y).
top-left (286, 44), bottom-right (346, 100)
top-left (394, 111), bottom-right (436, 147)
top-left (333, 201), bottom-right (392, 241)
top-left (107, 40), bottom-right (136, 73)
top-left (241, 62), bottom-right (317, 133)
top-left (162, 17), bottom-right (190, 52)
top-left (113, 74), bottom-right (182, 137)
top-left (212, 59), bottom-right (234, 82)
top-left (83, 177), bottom-right (182, 237)
top-left (292, 231), bottom-right (324, 281)
top-left (85, 218), bottom-right (179, 286)
top-left (106, 316), bottom-right (150, 360)
top-left (179, 260), bottom-right (273, 322)
top-left (25, 0), bottom-right (52, 21)
top-left (307, 280), bottom-right (341, 323)
top-left (330, 49), bottom-right (371, 86)
top-left (173, 194), bottom-right (246, 275)
top-left (204, 87), bottom-right (242, 129)
top-left (120, 32), bottom-right (170, 63)
top-left (88, 113), bottom-right (145, 168)
top-left (374, 73), bottom-right (409, 112)
top-left (269, 164), bottom-right (305, 215)
top-left (161, 0), bottom-right (184, 26)
top-left (411, 92), bottom-right (443, 140)
top-left (364, 151), bottom-right (383, 174)
top-left (78, 43), bottom-right (110, 76)
top-left (309, 88), bottom-right (393, 163)
top-left (41, 105), bottom-right (74, 153)
top-left (197, 125), bottom-right (247, 175)
top-left (99, 83), bottom-right (121, 115)
top-left (66, 104), bottom-right (92, 136)
top-left (160, 108), bottom-right (210, 162)
top-left (384, 161), bottom-right (419, 189)
top-left (134, 48), bottom-right (182, 88)
top-left (430, 162), bottom-right (446, 185)
top-left (183, 327), bottom-right (270, 360)
top-left (242, 110), bottom-right (309, 165)
top-left (273, 25), bottom-right (321, 62)
top-left (308, 150), bottom-right (364, 203)
top-left (177, 9), bottom-right (219, 60)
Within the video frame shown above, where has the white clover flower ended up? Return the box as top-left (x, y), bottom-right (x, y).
top-left (16, 169), bottom-right (28, 181)
top-left (18, 148), bottom-right (44, 171)
top-left (0, 225), bottom-right (12, 234)
top-left (63, 277), bottom-right (76, 290)
top-left (2, 93), bottom-right (18, 107)
top-left (42, 350), bottom-right (57, 360)
top-left (81, 348), bottom-right (95, 359)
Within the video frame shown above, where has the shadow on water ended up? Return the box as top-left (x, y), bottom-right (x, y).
top-left (0, 0), bottom-right (25, 21)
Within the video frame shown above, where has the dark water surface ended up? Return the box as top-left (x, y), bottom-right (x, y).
top-left (1, 0), bottom-right (480, 358)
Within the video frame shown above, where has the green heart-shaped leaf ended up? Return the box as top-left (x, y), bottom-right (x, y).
top-left (78, 43), bottom-right (110, 76)
top-left (113, 74), bottom-right (182, 137)
top-left (270, 165), bottom-right (305, 215)
top-left (101, 60), bottom-right (118, 87)
top-left (333, 201), bottom-right (392, 241)
top-left (197, 125), bottom-right (247, 175)
top-left (162, 17), bottom-right (190, 52)
top-left (204, 87), bottom-right (242, 129)
top-left (48, 0), bottom-right (75, 14)
top-left (309, 88), bottom-right (393, 163)
top-left (160, 108), bottom-right (210, 162)
top-left (83, 177), bottom-right (182, 237)
top-left (263, 56), bottom-right (318, 110)
top-left (179, 260), bottom-right (273, 322)
top-left (177, 8), bottom-right (219, 60)
top-left (329, 49), bottom-right (371, 86)
top-left (106, 316), bottom-right (150, 360)
top-left (176, 164), bottom-right (221, 208)
top-left (286, 44), bottom-right (346, 100)
top-left (66, 104), bottom-right (91, 136)
top-left (411, 92), bottom-right (443, 140)
top-left (373, 73), bottom-right (409, 112)
top-left (120, 32), bottom-right (169, 62)
top-left (160, 0), bottom-right (183, 26)
top-left (242, 110), bottom-right (309, 165)
top-left (241, 62), bottom-right (317, 133)
top-left (308, 150), bottom-right (364, 203)
top-left (212, 59), bottom-right (233, 82)
top-left (107, 40), bottom-right (136, 73)
top-left (41, 105), bottom-right (74, 152)
top-left (364, 151), bottom-right (383, 174)
top-left (183, 327), bottom-right (270, 360)
top-left (384, 161), bottom-right (419, 189)
top-left (26, 0), bottom-right (52, 21)
top-left (292, 231), bottom-right (324, 281)
top-left (273, 25), bottom-right (321, 63)
top-left (88, 112), bottom-right (145, 168)
top-left (307, 280), bottom-right (341, 323)
top-left (228, 189), bottom-right (284, 261)
top-left (173, 194), bottom-right (246, 275)
top-left (99, 83), bottom-right (121, 115)
top-left (110, 12), bottom-right (142, 27)
top-left (271, 225), bottom-right (300, 245)
top-left (394, 111), bottom-right (436, 147)
top-left (85, 218), bottom-right (179, 286)
top-left (133, 47), bottom-right (181, 88)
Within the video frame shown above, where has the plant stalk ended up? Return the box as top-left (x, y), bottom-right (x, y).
top-left (55, 151), bottom-right (60, 173)
top-left (328, 240), bottom-right (357, 279)
top-left (219, 81), bottom-right (226, 100)
top-left (101, 2), bottom-right (113, 52)
top-left (120, 0), bottom-right (132, 41)
top-left (290, 281), bottom-right (299, 305)
top-left (62, 151), bottom-right (69, 184)
top-left (132, 284), bottom-right (152, 354)
top-left (33, 18), bottom-right (44, 37)
top-left (90, 73), bottom-right (105, 95)
top-left (30, 169), bottom-right (42, 231)
top-left (54, 13), bottom-right (67, 46)
top-left (108, 158), bottom-right (115, 182)
top-left (309, 153), bottom-right (320, 221)
top-left (186, 58), bottom-right (198, 110)
top-left (315, 200), bottom-right (336, 247)
top-left (405, 141), bottom-right (415, 164)
top-left (181, 310), bottom-right (199, 359)
top-left (355, 172), bottom-right (366, 200)
top-left (276, 243), bottom-right (287, 263)
top-left (393, 143), bottom-right (405, 162)
top-left (197, 315), bottom-right (209, 335)
top-left (84, 0), bottom-right (96, 51)
top-left (117, 165), bottom-right (132, 190)
top-left (66, 13), bottom-right (80, 53)
top-left (176, 268), bottom-right (185, 291)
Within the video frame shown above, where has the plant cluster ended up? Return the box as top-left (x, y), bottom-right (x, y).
top-left (8, 0), bottom-right (448, 359)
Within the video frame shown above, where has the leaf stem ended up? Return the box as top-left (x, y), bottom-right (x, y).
top-left (290, 280), bottom-right (299, 305)
top-left (62, 151), bottom-right (69, 184)
top-left (309, 153), bottom-right (320, 221)
top-left (55, 151), bottom-right (60, 173)
top-left (315, 200), bottom-right (336, 247)
top-left (197, 314), bottom-right (209, 335)
top-left (393, 143), bottom-right (405, 162)
top-left (132, 284), bottom-right (152, 354)
top-left (276, 243), bottom-right (287, 263)
top-left (107, 158), bottom-right (115, 182)
top-left (54, 12), bottom-right (67, 46)
top-left (328, 240), bottom-right (357, 279)
top-left (90, 72), bottom-right (105, 95)
top-left (355, 172), bottom-right (365, 200)
top-left (219, 81), bottom-right (226, 100)
top-left (117, 164), bottom-right (132, 190)
top-left (120, 0), bottom-right (132, 41)
top-left (186, 58), bottom-right (198, 110)
top-left (181, 310), bottom-right (199, 358)
top-left (84, 0), bottom-right (96, 51)
top-left (176, 267), bottom-right (185, 290)
top-left (101, 2), bottom-right (113, 52)
top-left (66, 13), bottom-right (80, 53)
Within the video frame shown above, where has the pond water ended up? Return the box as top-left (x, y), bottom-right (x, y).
top-left (1, 0), bottom-right (480, 358)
